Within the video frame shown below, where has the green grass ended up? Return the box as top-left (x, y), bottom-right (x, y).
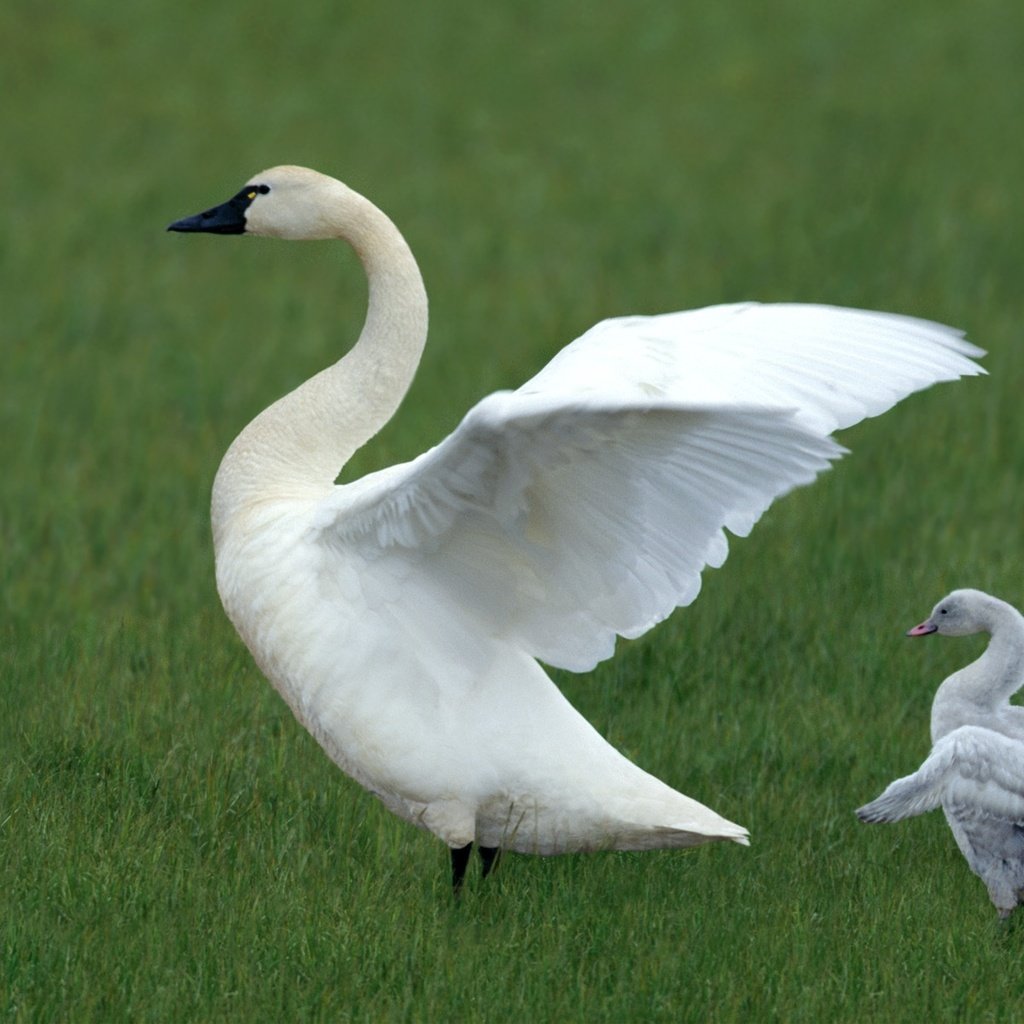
top-left (4, 0), bottom-right (1024, 1019)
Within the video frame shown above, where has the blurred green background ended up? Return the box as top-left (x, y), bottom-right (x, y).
top-left (3, 0), bottom-right (1022, 1021)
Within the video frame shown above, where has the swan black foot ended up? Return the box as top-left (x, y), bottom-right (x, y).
top-left (451, 842), bottom-right (473, 891)
top-left (450, 843), bottom-right (502, 891)
top-left (479, 845), bottom-right (501, 878)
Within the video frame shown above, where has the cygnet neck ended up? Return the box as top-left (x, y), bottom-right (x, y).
top-left (931, 595), bottom-right (1024, 741)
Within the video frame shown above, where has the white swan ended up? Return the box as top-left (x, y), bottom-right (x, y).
top-left (169, 166), bottom-right (984, 888)
top-left (857, 590), bottom-right (1024, 918)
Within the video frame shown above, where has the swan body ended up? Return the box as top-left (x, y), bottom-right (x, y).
top-left (857, 590), bottom-right (1024, 917)
top-left (169, 166), bottom-right (984, 885)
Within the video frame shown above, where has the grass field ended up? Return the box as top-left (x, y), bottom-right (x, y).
top-left (3, 0), bottom-right (1024, 1020)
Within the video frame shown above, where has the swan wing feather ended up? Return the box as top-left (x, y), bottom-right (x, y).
top-left (526, 302), bottom-right (985, 435)
top-left (318, 397), bottom-right (839, 670)
top-left (313, 304), bottom-right (982, 673)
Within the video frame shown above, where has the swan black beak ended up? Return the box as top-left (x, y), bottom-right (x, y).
top-left (168, 194), bottom-right (249, 235)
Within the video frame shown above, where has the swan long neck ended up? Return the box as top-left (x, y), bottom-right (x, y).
top-left (931, 596), bottom-right (1024, 740)
top-left (211, 183), bottom-right (428, 541)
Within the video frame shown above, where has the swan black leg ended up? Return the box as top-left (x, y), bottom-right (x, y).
top-left (451, 842), bottom-right (473, 891)
top-left (479, 845), bottom-right (501, 879)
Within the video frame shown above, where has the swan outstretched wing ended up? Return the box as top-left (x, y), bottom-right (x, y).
top-left (525, 303), bottom-right (984, 434)
top-left (857, 726), bottom-right (1024, 824)
top-left (315, 304), bottom-right (983, 672)
top-left (321, 399), bottom-right (840, 670)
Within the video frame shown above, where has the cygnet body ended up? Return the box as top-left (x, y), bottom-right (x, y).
top-left (858, 589), bottom-right (1024, 917)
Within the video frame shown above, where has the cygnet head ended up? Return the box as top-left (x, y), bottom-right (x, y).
top-left (907, 588), bottom-right (999, 638)
top-left (167, 166), bottom-right (350, 241)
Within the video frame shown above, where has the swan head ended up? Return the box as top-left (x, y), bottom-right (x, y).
top-left (167, 166), bottom-right (351, 240)
top-left (907, 589), bottom-right (999, 638)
